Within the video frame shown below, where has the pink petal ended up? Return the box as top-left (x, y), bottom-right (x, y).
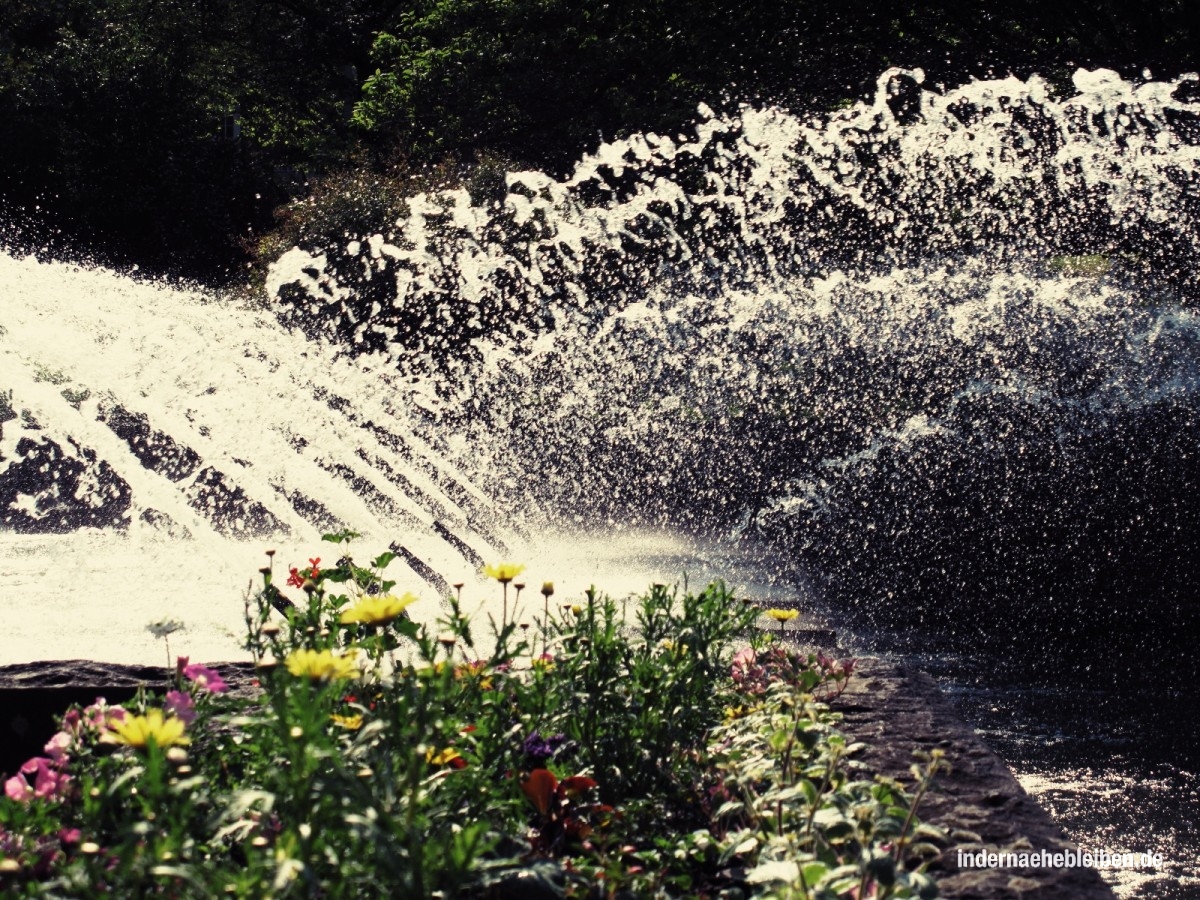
top-left (44, 731), bottom-right (72, 762)
top-left (5, 773), bottom-right (33, 802)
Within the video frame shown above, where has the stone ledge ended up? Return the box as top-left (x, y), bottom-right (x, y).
top-left (832, 658), bottom-right (1116, 899)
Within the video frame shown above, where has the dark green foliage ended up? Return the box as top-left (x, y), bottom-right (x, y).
top-left (0, 0), bottom-right (383, 274)
top-left (350, 0), bottom-right (1200, 169)
top-left (2, 0), bottom-right (1197, 277)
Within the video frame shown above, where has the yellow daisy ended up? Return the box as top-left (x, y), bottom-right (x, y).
top-left (764, 609), bottom-right (799, 622)
top-left (108, 709), bottom-right (190, 750)
top-left (425, 747), bottom-right (466, 768)
top-left (482, 562), bottom-right (526, 583)
top-left (285, 648), bottom-right (360, 681)
top-left (339, 593), bottom-right (418, 626)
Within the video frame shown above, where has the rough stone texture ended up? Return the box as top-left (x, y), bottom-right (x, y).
top-left (832, 658), bottom-right (1116, 899)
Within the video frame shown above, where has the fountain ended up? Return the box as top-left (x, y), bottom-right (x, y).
top-left (3, 67), bottom-right (1200, 896)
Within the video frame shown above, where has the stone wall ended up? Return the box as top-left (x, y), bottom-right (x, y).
top-left (833, 658), bottom-right (1116, 899)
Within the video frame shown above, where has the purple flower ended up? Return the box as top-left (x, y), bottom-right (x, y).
top-left (522, 732), bottom-right (570, 765)
top-left (164, 690), bottom-right (197, 725)
top-left (183, 663), bottom-right (229, 694)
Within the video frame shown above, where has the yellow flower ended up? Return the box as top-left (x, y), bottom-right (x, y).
top-left (425, 747), bottom-right (466, 768)
top-left (340, 593), bottom-right (418, 626)
top-left (108, 709), bottom-right (190, 750)
top-left (764, 609), bottom-right (799, 623)
top-left (285, 648), bottom-right (360, 681)
top-left (330, 713), bottom-right (364, 730)
top-left (455, 661), bottom-right (494, 688)
top-left (724, 703), bottom-right (764, 721)
top-left (482, 562), bottom-right (526, 583)
top-left (571, 604), bottom-right (583, 615)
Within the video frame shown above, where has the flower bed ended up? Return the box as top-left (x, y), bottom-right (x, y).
top-left (1, 534), bottom-right (944, 898)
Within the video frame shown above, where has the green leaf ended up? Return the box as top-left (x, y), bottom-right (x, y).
top-left (800, 778), bottom-right (819, 805)
top-left (801, 860), bottom-right (830, 885)
top-left (394, 619), bottom-right (421, 640)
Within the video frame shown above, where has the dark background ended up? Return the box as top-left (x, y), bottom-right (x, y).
top-left (2, 0), bottom-right (1196, 281)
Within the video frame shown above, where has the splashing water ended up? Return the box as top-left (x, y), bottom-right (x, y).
top-left (5, 67), bottom-right (1200, 657)
top-left (0, 255), bottom-right (507, 543)
top-left (266, 67), bottom-right (1200, 672)
top-left (3, 67), bottom-right (1200, 898)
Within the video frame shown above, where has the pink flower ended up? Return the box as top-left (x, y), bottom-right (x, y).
top-left (28, 758), bottom-right (71, 800)
top-left (5, 772), bottom-right (33, 802)
top-left (83, 698), bottom-right (125, 731)
top-left (182, 663), bottom-right (228, 694)
top-left (61, 708), bottom-right (82, 735)
top-left (164, 690), bottom-right (197, 725)
top-left (732, 647), bottom-right (757, 671)
top-left (58, 828), bottom-right (82, 846)
top-left (44, 731), bottom-right (72, 763)
top-left (6, 758), bottom-right (70, 803)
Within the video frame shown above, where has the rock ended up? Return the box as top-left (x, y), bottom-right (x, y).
top-left (832, 659), bottom-right (1117, 899)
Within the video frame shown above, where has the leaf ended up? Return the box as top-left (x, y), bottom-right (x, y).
top-left (371, 552), bottom-right (397, 570)
top-left (801, 860), bottom-right (830, 885)
top-left (732, 834), bottom-right (758, 855)
top-left (811, 807), bottom-right (848, 827)
top-left (799, 778), bottom-right (819, 805)
top-left (907, 841), bottom-right (945, 859)
top-left (867, 852), bottom-right (897, 886)
top-left (393, 619), bottom-right (420, 640)
top-left (521, 769), bottom-right (558, 818)
top-left (714, 800), bottom-right (744, 819)
top-left (767, 728), bottom-right (791, 752)
top-left (746, 859), bottom-right (799, 884)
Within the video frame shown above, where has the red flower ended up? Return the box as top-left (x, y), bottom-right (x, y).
top-left (308, 557), bottom-right (321, 578)
top-left (521, 769), bottom-right (558, 818)
top-left (558, 775), bottom-right (599, 797)
top-left (286, 567), bottom-right (304, 588)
